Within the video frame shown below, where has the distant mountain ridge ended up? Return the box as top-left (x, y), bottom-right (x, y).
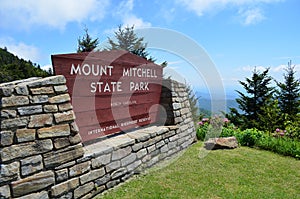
top-left (195, 91), bottom-right (241, 114)
top-left (0, 47), bottom-right (50, 83)
top-left (198, 98), bottom-right (240, 114)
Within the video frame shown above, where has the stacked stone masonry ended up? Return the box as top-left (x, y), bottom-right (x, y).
top-left (0, 76), bottom-right (195, 198)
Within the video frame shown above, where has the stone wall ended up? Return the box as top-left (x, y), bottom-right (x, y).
top-left (0, 76), bottom-right (195, 199)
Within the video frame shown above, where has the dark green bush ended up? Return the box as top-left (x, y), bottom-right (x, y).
top-left (237, 128), bottom-right (264, 147)
top-left (196, 123), bottom-right (208, 141)
top-left (257, 136), bottom-right (300, 159)
top-left (220, 125), bottom-right (236, 137)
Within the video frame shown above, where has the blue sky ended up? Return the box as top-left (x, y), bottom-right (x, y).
top-left (0, 0), bottom-right (299, 96)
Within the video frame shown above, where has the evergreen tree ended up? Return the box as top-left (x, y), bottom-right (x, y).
top-left (0, 47), bottom-right (50, 83)
top-left (107, 25), bottom-right (155, 61)
top-left (229, 68), bottom-right (274, 129)
top-left (276, 60), bottom-right (300, 121)
top-left (77, 28), bottom-right (99, 53)
top-left (186, 84), bottom-right (199, 124)
top-left (258, 99), bottom-right (283, 134)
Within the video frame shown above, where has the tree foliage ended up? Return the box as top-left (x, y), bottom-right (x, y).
top-left (0, 47), bottom-right (50, 83)
top-left (258, 99), bottom-right (283, 133)
top-left (77, 28), bottom-right (99, 53)
top-left (276, 60), bottom-right (300, 121)
top-left (186, 84), bottom-right (199, 124)
top-left (228, 68), bottom-right (274, 129)
top-left (107, 25), bottom-right (155, 62)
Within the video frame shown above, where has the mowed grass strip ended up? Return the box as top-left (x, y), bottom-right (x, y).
top-left (98, 142), bottom-right (300, 199)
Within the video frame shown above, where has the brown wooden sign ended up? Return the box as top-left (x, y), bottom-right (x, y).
top-left (51, 50), bottom-right (163, 143)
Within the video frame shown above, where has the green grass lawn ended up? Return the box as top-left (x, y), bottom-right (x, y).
top-left (97, 142), bottom-right (300, 199)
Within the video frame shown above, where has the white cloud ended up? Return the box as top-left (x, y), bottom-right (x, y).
top-left (239, 8), bottom-right (265, 25)
top-left (122, 15), bottom-right (152, 28)
top-left (176, 0), bottom-right (283, 25)
top-left (272, 64), bottom-right (286, 72)
top-left (240, 65), bottom-right (267, 72)
top-left (237, 63), bottom-right (300, 80)
top-left (0, 0), bottom-right (110, 30)
top-left (115, 0), bottom-right (152, 29)
top-left (0, 38), bottom-right (41, 63)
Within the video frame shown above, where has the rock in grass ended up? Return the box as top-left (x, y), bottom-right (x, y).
top-left (204, 136), bottom-right (238, 150)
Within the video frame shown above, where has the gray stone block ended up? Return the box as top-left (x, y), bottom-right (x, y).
top-left (18, 105), bottom-right (43, 115)
top-left (28, 114), bottom-right (53, 128)
top-left (0, 185), bottom-right (11, 199)
top-left (37, 124), bottom-right (70, 139)
top-left (1, 139), bottom-right (53, 162)
top-left (11, 171), bottom-right (55, 197)
top-left (0, 130), bottom-right (14, 146)
top-left (15, 85), bottom-right (29, 95)
top-left (54, 85), bottom-right (68, 93)
top-left (111, 146), bottom-right (132, 161)
top-left (126, 160), bottom-right (142, 172)
top-left (136, 148), bottom-right (147, 159)
top-left (54, 110), bottom-right (75, 123)
top-left (54, 137), bottom-right (71, 149)
top-left (74, 182), bottom-right (94, 199)
top-left (26, 75), bottom-right (66, 88)
top-left (156, 140), bottom-right (165, 149)
top-left (111, 168), bottom-right (127, 179)
top-left (1, 96), bottom-right (29, 107)
top-left (105, 135), bottom-right (135, 149)
top-left (95, 174), bottom-right (110, 186)
top-left (80, 168), bottom-right (105, 184)
top-left (69, 161), bottom-right (91, 177)
top-left (106, 161), bottom-right (121, 173)
top-left (147, 145), bottom-right (156, 153)
top-left (1, 117), bottom-right (29, 129)
top-left (58, 103), bottom-right (73, 112)
top-left (0, 86), bottom-right (13, 97)
top-left (16, 128), bottom-right (36, 142)
top-left (0, 161), bottom-right (20, 184)
top-left (43, 105), bottom-right (58, 113)
top-left (48, 94), bottom-right (70, 104)
top-left (92, 153), bottom-right (111, 169)
top-left (55, 169), bottom-right (68, 183)
top-left (121, 153), bottom-right (137, 167)
top-left (15, 191), bottom-right (49, 199)
top-left (30, 86), bottom-right (54, 95)
top-left (29, 95), bottom-right (49, 104)
top-left (51, 178), bottom-right (79, 197)
top-left (43, 144), bottom-right (84, 168)
top-left (21, 155), bottom-right (43, 177)
top-left (0, 109), bottom-right (17, 119)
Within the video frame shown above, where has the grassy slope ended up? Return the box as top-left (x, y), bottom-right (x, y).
top-left (98, 142), bottom-right (300, 199)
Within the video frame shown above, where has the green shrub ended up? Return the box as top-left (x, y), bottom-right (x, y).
top-left (220, 124), bottom-right (237, 137)
top-left (196, 116), bottom-right (231, 141)
top-left (237, 128), bottom-right (264, 147)
top-left (196, 123), bottom-right (208, 141)
top-left (257, 136), bottom-right (300, 159)
top-left (284, 119), bottom-right (300, 140)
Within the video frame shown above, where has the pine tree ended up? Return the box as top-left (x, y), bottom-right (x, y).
top-left (258, 99), bottom-right (283, 134)
top-left (186, 84), bottom-right (199, 124)
top-left (276, 60), bottom-right (300, 121)
top-left (77, 28), bottom-right (99, 53)
top-left (0, 47), bottom-right (50, 83)
top-left (230, 68), bottom-right (274, 129)
top-left (107, 25), bottom-right (155, 61)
